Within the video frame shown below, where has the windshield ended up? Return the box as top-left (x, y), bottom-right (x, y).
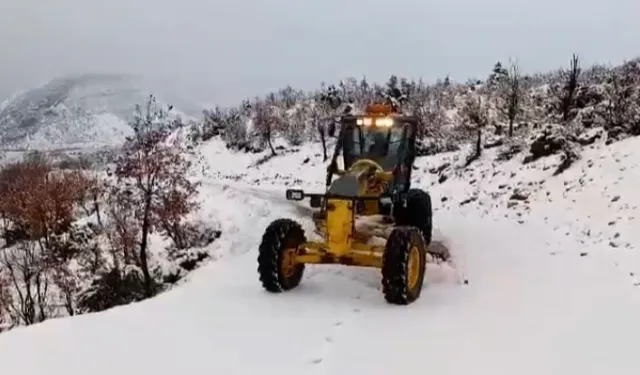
top-left (343, 125), bottom-right (405, 170)
top-left (351, 126), bottom-right (403, 157)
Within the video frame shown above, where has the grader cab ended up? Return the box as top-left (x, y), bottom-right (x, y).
top-left (257, 104), bottom-right (437, 305)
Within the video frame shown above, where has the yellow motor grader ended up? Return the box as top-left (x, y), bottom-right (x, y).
top-left (257, 104), bottom-right (442, 305)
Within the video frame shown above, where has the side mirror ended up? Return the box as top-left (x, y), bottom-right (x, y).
top-left (285, 189), bottom-right (305, 201)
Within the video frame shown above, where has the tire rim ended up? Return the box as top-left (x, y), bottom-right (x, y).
top-left (406, 245), bottom-right (421, 290)
top-left (280, 249), bottom-right (297, 277)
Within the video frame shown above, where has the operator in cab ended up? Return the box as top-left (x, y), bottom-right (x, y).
top-left (368, 131), bottom-right (388, 156)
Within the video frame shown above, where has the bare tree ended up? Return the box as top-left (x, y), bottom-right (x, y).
top-left (500, 61), bottom-right (523, 137)
top-left (0, 270), bottom-right (12, 330)
top-left (604, 61), bottom-right (640, 138)
top-left (112, 95), bottom-right (196, 297)
top-left (45, 223), bottom-right (104, 317)
top-left (48, 252), bottom-right (79, 316)
top-left (419, 85), bottom-right (447, 139)
top-left (103, 185), bottom-right (140, 273)
top-left (153, 182), bottom-right (199, 250)
top-left (559, 54), bottom-right (581, 123)
top-left (1, 242), bottom-right (51, 325)
top-left (308, 101), bottom-right (328, 161)
top-left (252, 99), bottom-right (278, 156)
top-left (461, 95), bottom-right (489, 165)
top-left (2, 163), bottom-right (80, 248)
top-left (287, 105), bottom-right (307, 146)
top-left (73, 172), bottom-right (105, 228)
top-left (0, 156), bottom-right (96, 323)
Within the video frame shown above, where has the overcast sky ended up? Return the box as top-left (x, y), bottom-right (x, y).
top-left (1, 0), bottom-right (639, 111)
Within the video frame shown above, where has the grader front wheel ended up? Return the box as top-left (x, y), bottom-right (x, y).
top-left (382, 227), bottom-right (427, 305)
top-left (258, 218), bottom-right (307, 292)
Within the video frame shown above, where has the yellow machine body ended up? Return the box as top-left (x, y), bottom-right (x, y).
top-left (292, 158), bottom-right (395, 269)
top-left (289, 104), bottom-right (404, 269)
top-left (259, 104), bottom-right (431, 304)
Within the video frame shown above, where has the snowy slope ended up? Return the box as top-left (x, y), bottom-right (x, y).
top-left (1, 137), bottom-right (640, 374)
top-left (0, 74), bottom-right (191, 151)
top-left (206, 135), bottom-right (640, 281)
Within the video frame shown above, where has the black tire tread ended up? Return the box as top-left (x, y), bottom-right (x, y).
top-left (257, 218), bottom-right (306, 292)
top-left (393, 188), bottom-right (433, 245)
top-left (381, 226), bottom-right (427, 305)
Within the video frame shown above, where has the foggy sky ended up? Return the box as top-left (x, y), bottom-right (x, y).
top-left (2, 0), bottom-right (639, 111)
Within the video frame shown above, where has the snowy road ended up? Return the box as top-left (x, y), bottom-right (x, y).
top-left (1, 184), bottom-right (640, 375)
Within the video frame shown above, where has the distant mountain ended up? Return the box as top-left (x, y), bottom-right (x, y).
top-left (0, 74), bottom-right (190, 151)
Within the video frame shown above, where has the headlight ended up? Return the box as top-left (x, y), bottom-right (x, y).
top-left (356, 118), bottom-right (364, 125)
top-left (375, 118), bottom-right (393, 127)
top-left (362, 118), bottom-right (373, 126)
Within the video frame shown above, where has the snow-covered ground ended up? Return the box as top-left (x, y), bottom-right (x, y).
top-left (1, 136), bottom-right (640, 374)
top-left (206, 135), bottom-right (640, 285)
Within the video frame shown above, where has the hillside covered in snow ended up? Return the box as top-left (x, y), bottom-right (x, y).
top-left (0, 54), bottom-right (640, 374)
top-left (0, 74), bottom-right (189, 151)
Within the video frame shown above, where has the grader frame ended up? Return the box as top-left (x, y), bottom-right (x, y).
top-left (258, 104), bottom-right (431, 304)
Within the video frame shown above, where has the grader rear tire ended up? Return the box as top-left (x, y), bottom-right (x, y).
top-left (393, 188), bottom-right (433, 245)
top-left (381, 226), bottom-right (427, 305)
top-left (257, 218), bottom-right (306, 292)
